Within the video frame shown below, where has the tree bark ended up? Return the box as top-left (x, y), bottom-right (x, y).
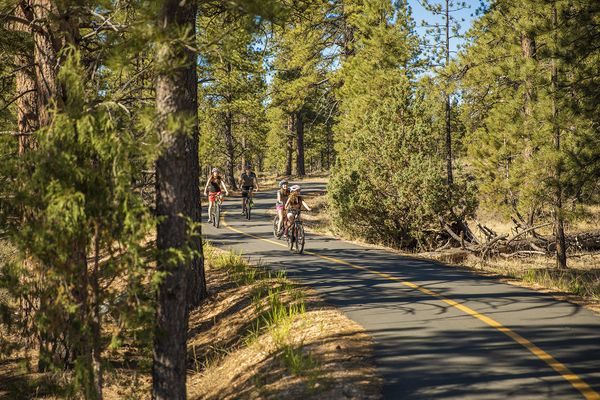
top-left (223, 110), bottom-right (237, 190)
top-left (12, 1), bottom-right (39, 153)
top-left (326, 119), bottom-right (333, 169)
top-left (32, 0), bottom-right (62, 127)
top-left (240, 134), bottom-right (246, 174)
top-left (91, 226), bottom-right (103, 400)
top-left (551, 3), bottom-right (567, 269)
top-left (521, 32), bottom-right (537, 113)
top-left (31, 0), bottom-right (60, 374)
top-left (29, 0), bottom-right (79, 374)
top-left (285, 113), bottom-right (294, 176)
top-left (153, 1), bottom-right (205, 399)
top-left (521, 32), bottom-right (537, 159)
top-left (295, 110), bottom-right (305, 176)
top-left (71, 236), bottom-right (95, 399)
top-left (444, 0), bottom-right (453, 187)
top-left (444, 93), bottom-right (453, 186)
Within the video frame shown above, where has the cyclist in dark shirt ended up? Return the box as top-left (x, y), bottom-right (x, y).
top-left (203, 168), bottom-right (229, 223)
top-left (238, 164), bottom-right (259, 214)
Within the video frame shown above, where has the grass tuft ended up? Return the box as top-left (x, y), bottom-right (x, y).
top-left (203, 242), bottom-right (322, 389)
top-left (282, 345), bottom-right (318, 376)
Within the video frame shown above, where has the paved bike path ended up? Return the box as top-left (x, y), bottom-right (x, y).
top-left (203, 186), bottom-right (600, 400)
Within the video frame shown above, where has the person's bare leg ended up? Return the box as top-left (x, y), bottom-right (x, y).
top-left (277, 209), bottom-right (284, 232)
top-left (287, 213), bottom-right (295, 235)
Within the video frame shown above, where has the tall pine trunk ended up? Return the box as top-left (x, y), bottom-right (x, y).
top-left (13, 1), bottom-right (38, 153)
top-left (91, 226), bottom-right (103, 400)
top-left (551, 3), bottom-right (567, 269)
top-left (521, 32), bottom-right (537, 162)
top-left (326, 119), bottom-right (333, 169)
top-left (153, 1), bottom-right (205, 398)
top-left (223, 109), bottom-right (237, 190)
top-left (285, 113), bottom-right (294, 176)
top-left (32, 0), bottom-right (62, 127)
top-left (444, 0), bottom-right (453, 187)
top-left (296, 110), bottom-right (305, 176)
top-left (444, 94), bottom-right (453, 186)
top-left (30, 0), bottom-right (75, 373)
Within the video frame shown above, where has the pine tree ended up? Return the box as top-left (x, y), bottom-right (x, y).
top-left (1, 2), bottom-right (159, 398)
top-left (265, 0), bottom-right (334, 176)
top-left (197, 6), bottom-right (267, 187)
top-left (152, 0), bottom-right (204, 397)
top-left (459, 0), bottom-right (600, 267)
top-left (328, 0), bottom-right (475, 249)
top-left (421, 0), bottom-right (469, 188)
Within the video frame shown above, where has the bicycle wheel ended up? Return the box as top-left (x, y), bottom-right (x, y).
top-left (246, 199), bottom-right (252, 220)
top-left (296, 224), bottom-right (305, 254)
top-left (272, 215), bottom-right (280, 238)
top-left (214, 201), bottom-right (220, 228)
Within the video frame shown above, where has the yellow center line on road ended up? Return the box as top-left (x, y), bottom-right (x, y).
top-left (219, 211), bottom-right (600, 400)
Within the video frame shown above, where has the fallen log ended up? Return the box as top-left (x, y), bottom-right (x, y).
top-left (499, 250), bottom-right (547, 258)
top-left (505, 222), bottom-right (553, 246)
top-left (481, 233), bottom-right (509, 259)
top-left (568, 230), bottom-right (600, 251)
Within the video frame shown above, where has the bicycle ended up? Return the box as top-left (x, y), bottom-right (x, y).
top-left (208, 193), bottom-right (223, 228)
top-left (242, 189), bottom-right (254, 220)
top-left (286, 210), bottom-right (305, 254)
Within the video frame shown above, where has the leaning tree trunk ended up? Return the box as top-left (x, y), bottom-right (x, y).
top-left (296, 110), bottom-right (305, 176)
top-left (285, 113), bottom-right (294, 176)
top-left (153, 1), bottom-right (205, 399)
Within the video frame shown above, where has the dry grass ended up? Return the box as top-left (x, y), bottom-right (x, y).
top-left (460, 253), bottom-right (600, 311)
top-left (235, 172), bottom-right (331, 195)
top-left (300, 186), bottom-right (332, 235)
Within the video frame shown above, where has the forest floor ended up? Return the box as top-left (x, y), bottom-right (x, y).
top-left (265, 175), bottom-right (600, 315)
top-left (0, 241), bottom-right (381, 399)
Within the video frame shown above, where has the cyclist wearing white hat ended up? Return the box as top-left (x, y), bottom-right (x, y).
top-left (284, 184), bottom-right (311, 229)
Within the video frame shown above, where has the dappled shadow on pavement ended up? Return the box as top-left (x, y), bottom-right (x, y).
top-left (205, 185), bottom-right (600, 399)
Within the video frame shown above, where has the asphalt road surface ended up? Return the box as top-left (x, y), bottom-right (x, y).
top-left (203, 185), bottom-right (600, 400)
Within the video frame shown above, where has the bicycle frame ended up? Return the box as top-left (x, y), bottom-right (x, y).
top-left (287, 210), bottom-right (305, 253)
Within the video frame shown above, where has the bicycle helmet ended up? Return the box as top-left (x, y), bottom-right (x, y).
top-left (290, 185), bottom-right (300, 192)
top-left (211, 167), bottom-right (219, 174)
top-left (279, 180), bottom-right (288, 188)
